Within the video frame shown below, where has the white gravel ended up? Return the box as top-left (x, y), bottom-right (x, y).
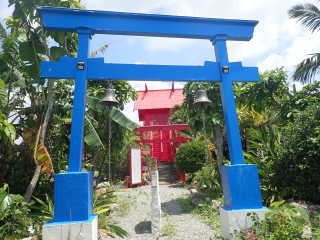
top-left (109, 184), bottom-right (217, 240)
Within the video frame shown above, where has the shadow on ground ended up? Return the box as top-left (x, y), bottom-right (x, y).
top-left (134, 220), bottom-right (152, 234)
top-left (160, 196), bottom-right (192, 216)
top-left (167, 183), bottom-right (185, 188)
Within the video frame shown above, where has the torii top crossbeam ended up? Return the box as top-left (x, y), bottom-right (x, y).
top-left (37, 7), bottom-right (260, 173)
top-left (38, 7), bottom-right (258, 40)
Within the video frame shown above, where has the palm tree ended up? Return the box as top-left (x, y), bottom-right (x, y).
top-left (288, 3), bottom-right (320, 84)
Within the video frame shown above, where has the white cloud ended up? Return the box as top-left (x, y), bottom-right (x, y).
top-left (80, 0), bottom-right (314, 61)
top-left (143, 37), bottom-right (195, 53)
top-left (258, 30), bottom-right (320, 74)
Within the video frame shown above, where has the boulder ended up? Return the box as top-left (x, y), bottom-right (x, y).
top-left (191, 197), bottom-right (198, 205)
top-left (110, 203), bottom-right (120, 213)
top-left (302, 225), bottom-right (313, 240)
top-left (288, 200), bottom-right (320, 221)
top-left (195, 199), bottom-right (205, 206)
top-left (189, 180), bottom-right (198, 190)
top-left (95, 187), bottom-right (107, 196)
top-left (96, 182), bottom-right (110, 189)
top-left (211, 200), bottom-right (220, 209)
top-left (190, 189), bottom-right (197, 195)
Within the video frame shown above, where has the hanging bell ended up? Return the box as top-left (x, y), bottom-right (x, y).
top-left (193, 87), bottom-right (212, 108)
top-left (99, 88), bottom-right (119, 107)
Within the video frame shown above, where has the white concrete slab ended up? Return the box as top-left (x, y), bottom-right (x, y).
top-left (220, 207), bottom-right (268, 239)
top-left (43, 215), bottom-right (98, 240)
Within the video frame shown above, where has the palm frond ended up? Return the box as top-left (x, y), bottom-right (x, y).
top-left (89, 41), bottom-right (115, 58)
top-left (288, 3), bottom-right (320, 32)
top-left (292, 53), bottom-right (320, 84)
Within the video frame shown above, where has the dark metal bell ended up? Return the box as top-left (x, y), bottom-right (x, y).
top-left (99, 88), bottom-right (119, 107)
top-left (193, 88), bottom-right (212, 108)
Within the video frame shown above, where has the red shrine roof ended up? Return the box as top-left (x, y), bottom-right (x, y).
top-left (134, 87), bottom-right (184, 110)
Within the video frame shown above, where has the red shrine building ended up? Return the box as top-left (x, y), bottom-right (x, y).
top-left (133, 83), bottom-right (190, 164)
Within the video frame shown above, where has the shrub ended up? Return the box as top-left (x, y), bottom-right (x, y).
top-left (0, 184), bottom-right (31, 239)
top-left (192, 162), bottom-right (221, 192)
top-left (175, 141), bottom-right (206, 175)
top-left (277, 102), bottom-right (320, 204)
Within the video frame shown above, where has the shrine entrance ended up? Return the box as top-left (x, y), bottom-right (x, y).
top-left (38, 6), bottom-right (264, 239)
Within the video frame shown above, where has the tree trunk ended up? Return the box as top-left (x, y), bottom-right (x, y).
top-left (244, 128), bottom-right (250, 152)
top-left (24, 165), bottom-right (41, 203)
top-left (212, 124), bottom-right (223, 175)
top-left (91, 117), bottom-right (109, 173)
top-left (24, 80), bottom-right (54, 203)
top-left (95, 153), bottom-right (108, 188)
top-left (212, 124), bottom-right (224, 193)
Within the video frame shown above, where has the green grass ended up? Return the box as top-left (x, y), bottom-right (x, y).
top-left (116, 193), bottom-right (138, 217)
top-left (157, 210), bottom-right (177, 239)
top-left (177, 189), bottom-right (223, 235)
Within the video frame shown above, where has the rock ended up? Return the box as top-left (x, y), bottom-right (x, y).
top-left (95, 187), bottom-right (107, 196)
top-left (189, 180), bottom-right (198, 190)
top-left (96, 182), bottom-right (110, 189)
top-left (28, 226), bottom-right (35, 234)
top-left (110, 203), bottom-right (120, 213)
top-left (190, 189), bottom-right (197, 195)
top-left (302, 225), bottom-right (313, 240)
top-left (206, 197), bottom-right (211, 202)
top-left (211, 200), bottom-right (220, 209)
top-left (191, 197), bottom-right (198, 205)
top-left (21, 238), bottom-right (38, 240)
top-left (288, 200), bottom-right (320, 221)
top-left (195, 199), bottom-right (205, 206)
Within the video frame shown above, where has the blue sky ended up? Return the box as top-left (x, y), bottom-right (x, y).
top-left (0, 0), bottom-right (319, 124)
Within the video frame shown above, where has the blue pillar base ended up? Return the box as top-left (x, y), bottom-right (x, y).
top-left (54, 172), bottom-right (93, 222)
top-left (221, 164), bottom-right (262, 210)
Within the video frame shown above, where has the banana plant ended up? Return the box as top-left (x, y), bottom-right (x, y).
top-left (244, 124), bottom-right (287, 206)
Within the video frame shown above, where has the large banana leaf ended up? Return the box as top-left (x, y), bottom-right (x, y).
top-left (84, 114), bottom-right (104, 150)
top-left (86, 95), bottom-right (138, 131)
top-left (0, 78), bottom-right (7, 107)
top-left (24, 128), bottom-right (54, 178)
top-left (111, 107), bottom-right (138, 131)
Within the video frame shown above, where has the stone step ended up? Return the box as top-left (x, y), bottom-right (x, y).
top-left (159, 170), bottom-right (176, 174)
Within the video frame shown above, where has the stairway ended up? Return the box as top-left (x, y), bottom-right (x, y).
top-left (157, 162), bottom-right (177, 183)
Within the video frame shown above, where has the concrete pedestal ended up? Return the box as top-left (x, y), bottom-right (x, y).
top-left (220, 207), bottom-right (267, 239)
top-left (43, 215), bottom-right (98, 240)
top-left (151, 158), bottom-right (161, 233)
top-left (43, 171), bottom-right (98, 239)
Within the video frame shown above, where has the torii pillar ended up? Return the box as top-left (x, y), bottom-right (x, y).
top-left (37, 6), bottom-right (266, 239)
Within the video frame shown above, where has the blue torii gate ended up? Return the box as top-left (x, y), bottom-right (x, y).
top-left (38, 6), bottom-right (264, 226)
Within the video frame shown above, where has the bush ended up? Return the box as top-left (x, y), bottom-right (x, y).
top-left (192, 162), bottom-right (221, 192)
top-left (0, 184), bottom-right (31, 239)
top-left (277, 103), bottom-right (320, 204)
top-left (175, 141), bottom-right (206, 175)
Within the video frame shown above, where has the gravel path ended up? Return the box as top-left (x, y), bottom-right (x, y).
top-left (109, 184), bottom-right (217, 240)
